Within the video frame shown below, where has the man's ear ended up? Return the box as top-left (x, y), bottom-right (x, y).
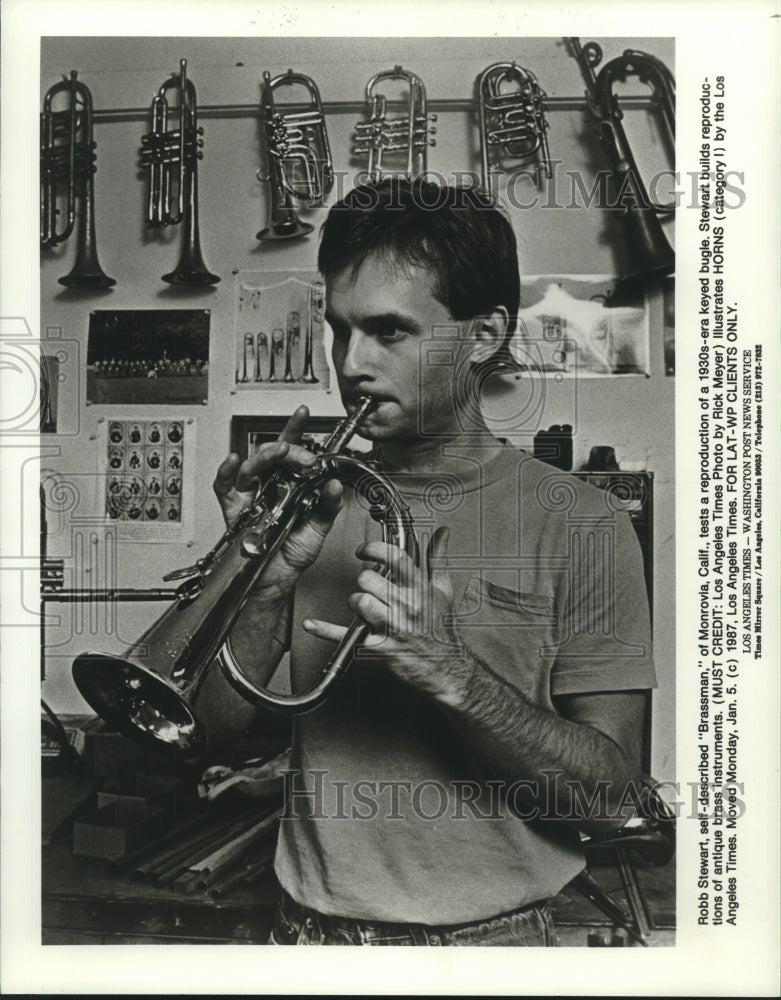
top-left (467, 306), bottom-right (510, 364)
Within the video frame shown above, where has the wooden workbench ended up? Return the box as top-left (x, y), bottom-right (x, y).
top-left (42, 834), bottom-right (675, 947)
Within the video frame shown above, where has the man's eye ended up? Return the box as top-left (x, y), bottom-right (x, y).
top-left (377, 326), bottom-right (406, 343)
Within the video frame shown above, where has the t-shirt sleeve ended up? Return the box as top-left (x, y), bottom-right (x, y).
top-left (550, 510), bottom-right (657, 697)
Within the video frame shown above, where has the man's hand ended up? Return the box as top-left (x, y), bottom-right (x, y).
top-left (302, 519), bottom-right (645, 828)
top-left (302, 526), bottom-right (467, 701)
top-left (212, 405), bottom-right (344, 593)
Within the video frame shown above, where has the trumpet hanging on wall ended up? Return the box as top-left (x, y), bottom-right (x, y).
top-left (353, 66), bottom-right (437, 182)
top-left (476, 61), bottom-right (552, 196)
top-left (40, 71), bottom-right (116, 289)
top-left (139, 58), bottom-right (220, 286)
top-left (257, 69), bottom-right (334, 242)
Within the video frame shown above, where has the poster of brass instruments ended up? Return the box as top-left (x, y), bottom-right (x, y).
top-left (97, 416), bottom-right (195, 541)
top-left (233, 271), bottom-right (331, 390)
top-left (513, 275), bottom-right (649, 376)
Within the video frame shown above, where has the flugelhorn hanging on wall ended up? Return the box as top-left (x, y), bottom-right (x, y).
top-left (569, 38), bottom-right (675, 283)
top-left (477, 62), bottom-right (552, 196)
top-left (257, 70), bottom-right (334, 242)
top-left (139, 58), bottom-right (220, 285)
top-left (353, 66), bottom-right (437, 182)
top-left (40, 71), bottom-right (116, 288)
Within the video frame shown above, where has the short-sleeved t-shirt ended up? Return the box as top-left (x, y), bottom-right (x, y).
top-left (274, 443), bottom-right (656, 925)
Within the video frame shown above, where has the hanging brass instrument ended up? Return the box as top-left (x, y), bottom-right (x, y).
top-left (40, 71), bottom-right (116, 288)
top-left (140, 58), bottom-right (220, 285)
top-left (257, 70), bottom-right (334, 242)
top-left (477, 61), bottom-right (552, 195)
top-left (569, 38), bottom-right (675, 283)
top-left (72, 397), bottom-right (419, 761)
top-left (353, 66), bottom-right (437, 182)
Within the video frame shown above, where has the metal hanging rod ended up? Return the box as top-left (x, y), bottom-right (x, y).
top-left (89, 94), bottom-right (659, 124)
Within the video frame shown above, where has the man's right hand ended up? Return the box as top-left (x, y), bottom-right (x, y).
top-left (212, 405), bottom-right (344, 593)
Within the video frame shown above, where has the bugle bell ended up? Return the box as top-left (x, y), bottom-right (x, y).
top-left (140, 58), bottom-right (220, 285)
top-left (72, 397), bottom-right (419, 761)
top-left (40, 71), bottom-right (116, 288)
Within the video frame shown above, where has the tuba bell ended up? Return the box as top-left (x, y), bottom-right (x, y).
top-left (569, 38), bottom-right (676, 285)
top-left (72, 397), bottom-right (419, 761)
top-left (257, 69), bottom-right (334, 242)
top-left (140, 58), bottom-right (220, 285)
top-left (40, 71), bottom-right (116, 288)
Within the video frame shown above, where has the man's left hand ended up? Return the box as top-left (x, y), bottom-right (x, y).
top-left (302, 526), bottom-right (468, 701)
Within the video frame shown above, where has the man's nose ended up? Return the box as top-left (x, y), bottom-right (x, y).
top-left (339, 329), bottom-right (376, 381)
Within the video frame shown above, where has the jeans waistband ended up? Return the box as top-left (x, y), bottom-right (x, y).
top-left (279, 888), bottom-right (549, 941)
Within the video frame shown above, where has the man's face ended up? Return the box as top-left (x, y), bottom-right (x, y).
top-left (325, 253), bottom-right (468, 443)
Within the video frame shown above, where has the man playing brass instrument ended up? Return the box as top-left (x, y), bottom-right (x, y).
top-left (213, 179), bottom-right (655, 946)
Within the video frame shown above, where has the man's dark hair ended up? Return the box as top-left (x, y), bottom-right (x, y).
top-left (318, 178), bottom-right (521, 360)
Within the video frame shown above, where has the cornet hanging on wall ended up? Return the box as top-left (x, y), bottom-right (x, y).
top-left (477, 62), bottom-right (552, 196)
top-left (139, 58), bottom-right (220, 286)
top-left (353, 66), bottom-right (437, 182)
top-left (40, 71), bottom-right (116, 288)
top-left (257, 70), bottom-right (334, 242)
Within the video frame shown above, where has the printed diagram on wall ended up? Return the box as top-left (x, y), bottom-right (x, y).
top-left (87, 310), bottom-right (210, 405)
top-left (98, 417), bottom-right (195, 542)
top-left (512, 276), bottom-right (649, 376)
top-left (234, 271), bottom-right (330, 390)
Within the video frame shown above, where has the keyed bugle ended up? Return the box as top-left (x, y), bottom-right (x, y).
top-left (40, 71), bottom-right (116, 288)
top-left (477, 62), bottom-right (552, 195)
top-left (257, 70), bottom-right (334, 242)
top-left (569, 38), bottom-right (675, 283)
top-left (140, 58), bottom-right (220, 285)
top-left (353, 66), bottom-right (437, 182)
top-left (72, 397), bottom-right (419, 760)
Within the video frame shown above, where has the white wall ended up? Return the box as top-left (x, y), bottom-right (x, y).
top-left (40, 35), bottom-right (676, 777)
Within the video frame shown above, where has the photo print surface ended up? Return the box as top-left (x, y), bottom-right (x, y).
top-left (86, 309), bottom-right (210, 405)
top-left (98, 416), bottom-right (195, 541)
top-left (513, 275), bottom-right (650, 376)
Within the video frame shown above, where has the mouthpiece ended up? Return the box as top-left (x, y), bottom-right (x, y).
top-left (322, 395), bottom-right (374, 454)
